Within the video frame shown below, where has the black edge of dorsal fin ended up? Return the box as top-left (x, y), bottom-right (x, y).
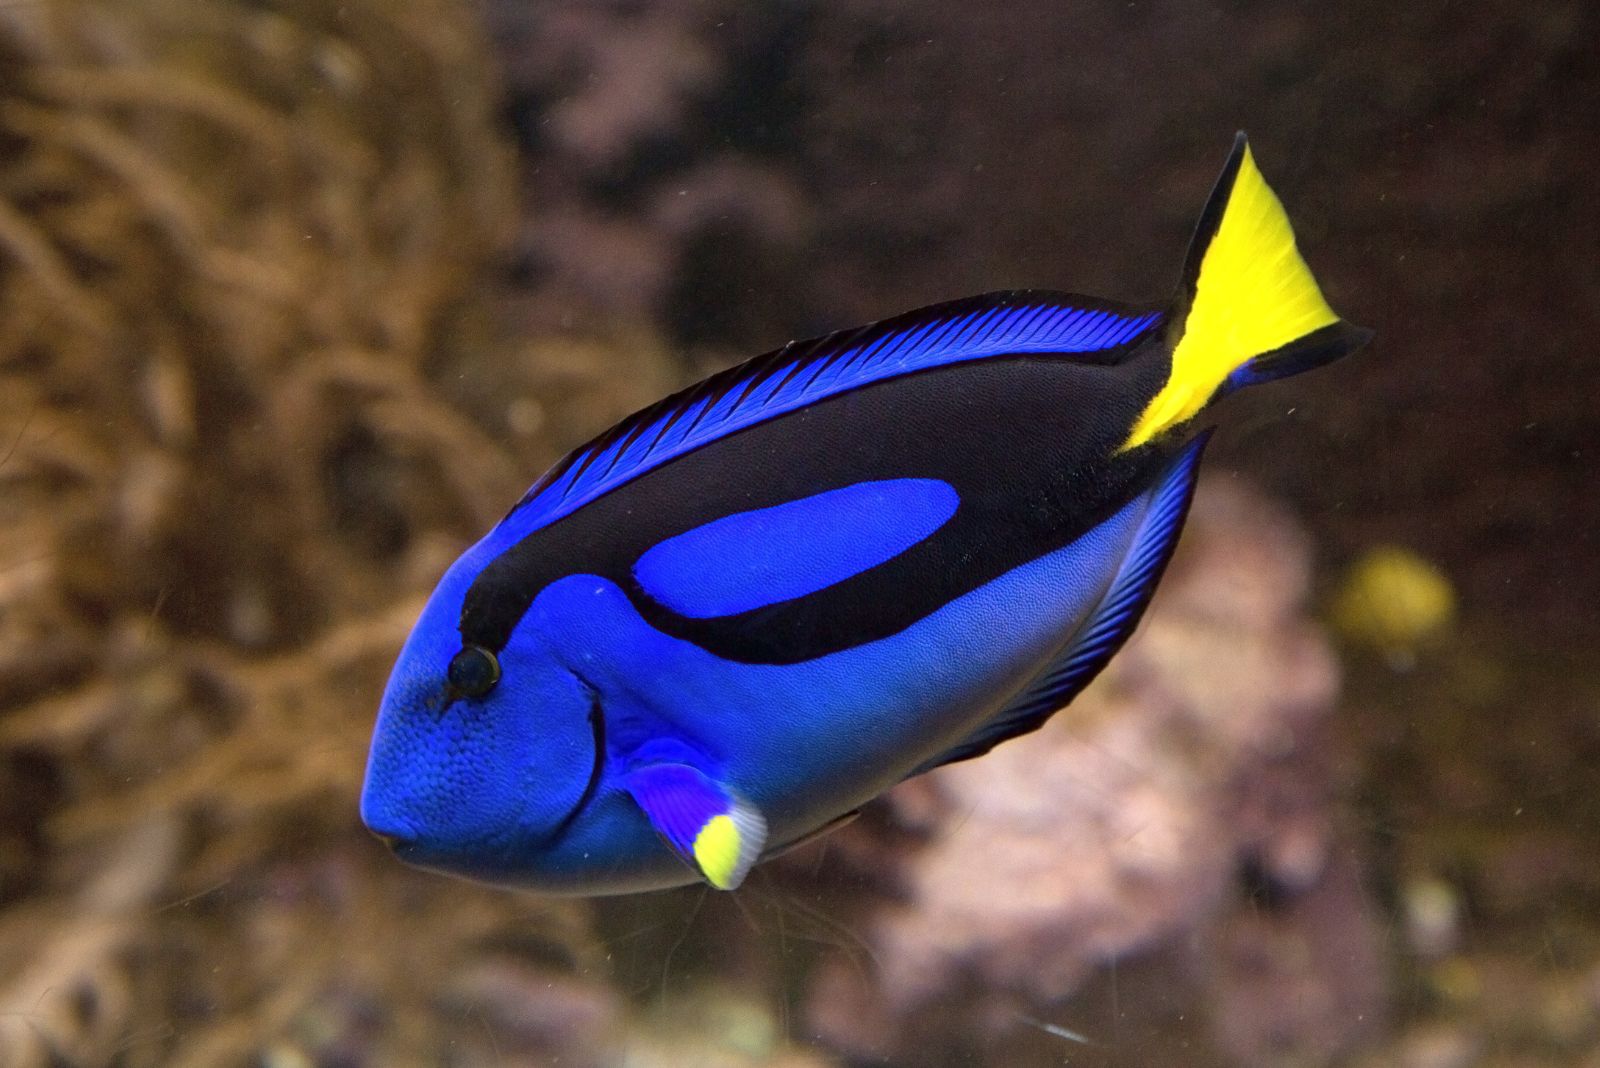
top-left (506, 290), bottom-right (1164, 533)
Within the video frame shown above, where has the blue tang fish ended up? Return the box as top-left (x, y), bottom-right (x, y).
top-left (361, 134), bottom-right (1371, 895)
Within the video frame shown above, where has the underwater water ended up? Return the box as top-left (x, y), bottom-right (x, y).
top-left (1, 1), bottom-right (1596, 1066)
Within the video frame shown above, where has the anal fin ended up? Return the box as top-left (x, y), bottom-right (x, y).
top-left (761, 809), bottom-right (861, 862)
top-left (908, 432), bottom-right (1210, 777)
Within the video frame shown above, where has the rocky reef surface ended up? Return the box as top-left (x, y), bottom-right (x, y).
top-left (797, 481), bottom-right (1384, 1067)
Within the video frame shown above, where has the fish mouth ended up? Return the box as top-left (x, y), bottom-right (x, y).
top-left (364, 816), bottom-right (418, 855)
top-left (358, 784), bottom-right (418, 850)
top-left (376, 832), bottom-right (425, 864)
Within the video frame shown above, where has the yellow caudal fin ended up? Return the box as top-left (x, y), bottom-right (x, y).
top-left (1122, 133), bottom-right (1372, 451)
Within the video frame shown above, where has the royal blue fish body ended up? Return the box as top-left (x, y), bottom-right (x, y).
top-left (361, 135), bottom-right (1372, 895)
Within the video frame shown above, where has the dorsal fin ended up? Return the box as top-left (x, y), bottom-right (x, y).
top-left (509, 292), bottom-right (1160, 536)
top-left (907, 431), bottom-right (1209, 778)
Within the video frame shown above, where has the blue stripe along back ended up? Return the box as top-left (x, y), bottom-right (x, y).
top-left (508, 292), bottom-right (1161, 536)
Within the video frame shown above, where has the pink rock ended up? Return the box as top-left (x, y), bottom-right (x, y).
top-left (805, 479), bottom-right (1379, 1064)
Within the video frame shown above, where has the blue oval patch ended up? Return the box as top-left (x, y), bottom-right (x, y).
top-left (633, 479), bottom-right (960, 619)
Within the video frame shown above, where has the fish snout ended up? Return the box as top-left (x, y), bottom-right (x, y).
top-left (358, 781), bottom-right (422, 854)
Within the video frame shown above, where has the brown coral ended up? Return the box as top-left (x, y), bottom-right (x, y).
top-left (0, 2), bottom-right (634, 1065)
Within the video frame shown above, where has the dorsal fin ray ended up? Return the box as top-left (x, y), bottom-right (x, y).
top-left (509, 291), bottom-right (1161, 536)
top-left (906, 431), bottom-right (1209, 778)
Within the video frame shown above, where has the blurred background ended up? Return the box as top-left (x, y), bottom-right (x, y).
top-left (0, 1), bottom-right (1595, 1065)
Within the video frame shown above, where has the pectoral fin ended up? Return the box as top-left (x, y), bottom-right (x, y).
top-left (622, 763), bottom-right (767, 890)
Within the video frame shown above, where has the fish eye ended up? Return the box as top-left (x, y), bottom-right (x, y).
top-left (447, 644), bottom-right (500, 698)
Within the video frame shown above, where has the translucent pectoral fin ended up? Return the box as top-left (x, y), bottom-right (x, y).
top-left (621, 763), bottom-right (767, 890)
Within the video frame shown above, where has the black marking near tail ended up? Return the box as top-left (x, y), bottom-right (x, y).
top-left (906, 431), bottom-right (1210, 777)
top-left (1165, 131), bottom-right (1250, 350)
top-left (1224, 320), bottom-right (1375, 391)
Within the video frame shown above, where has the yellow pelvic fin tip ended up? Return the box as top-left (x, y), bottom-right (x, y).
top-left (690, 798), bottom-right (767, 891)
top-left (692, 814), bottom-right (742, 890)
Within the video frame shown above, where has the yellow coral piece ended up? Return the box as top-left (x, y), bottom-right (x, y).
top-left (692, 814), bottom-right (742, 890)
top-left (1123, 143), bottom-right (1339, 450)
top-left (1333, 547), bottom-right (1456, 653)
